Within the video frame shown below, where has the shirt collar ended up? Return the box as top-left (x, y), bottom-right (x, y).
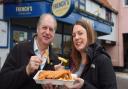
top-left (34, 37), bottom-right (38, 53)
top-left (33, 38), bottom-right (50, 63)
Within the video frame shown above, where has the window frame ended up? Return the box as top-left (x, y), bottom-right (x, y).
top-left (123, 0), bottom-right (128, 7)
top-left (0, 20), bottom-right (8, 48)
top-left (105, 9), bottom-right (112, 22)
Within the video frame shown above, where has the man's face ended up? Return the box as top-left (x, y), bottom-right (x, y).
top-left (37, 15), bottom-right (56, 46)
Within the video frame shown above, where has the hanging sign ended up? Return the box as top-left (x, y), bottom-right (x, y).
top-left (52, 0), bottom-right (74, 17)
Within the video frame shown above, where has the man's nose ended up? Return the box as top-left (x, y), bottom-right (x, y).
top-left (45, 28), bottom-right (50, 34)
top-left (75, 34), bottom-right (79, 39)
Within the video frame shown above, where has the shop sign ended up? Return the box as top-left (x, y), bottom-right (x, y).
top-left (52, 0), bottom-right (74, 17)
top-left (16, 6), bottom-right (32, 13)
top-left (94, 21), bottom-right (112, 34)
top-left (4, 2), bottom-right (50, 19)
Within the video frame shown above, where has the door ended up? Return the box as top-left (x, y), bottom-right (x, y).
top-left (123, 33), bottom-right (128, 69)
top-left (10, 25), bottom-right (36, 48)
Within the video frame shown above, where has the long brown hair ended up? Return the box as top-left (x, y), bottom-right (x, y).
top-left (70, 19), bottom-right (97, 72)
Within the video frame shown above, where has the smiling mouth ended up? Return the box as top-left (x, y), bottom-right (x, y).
top-left (43, 36), bottom-right (50, 39)
top-left (75, 42), bottom-right (81, 45)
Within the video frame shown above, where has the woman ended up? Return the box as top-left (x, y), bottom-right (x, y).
top-left (65, 19), bottom-right (117, 89)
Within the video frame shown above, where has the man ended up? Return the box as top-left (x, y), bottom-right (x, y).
top-left (0, 13), bottom-right (60, 89)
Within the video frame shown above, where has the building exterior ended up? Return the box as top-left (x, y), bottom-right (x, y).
top-left (94, 0), bottom-right (128, 70)
top-left (0, 3), bottom-right (8, 69)
top-left (107, 0), bottom-right (128, 69)
top-left (0, 0), bottom-right (119, 69)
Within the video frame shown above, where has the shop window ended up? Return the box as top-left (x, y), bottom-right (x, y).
top-left (52, 22), bottom-right (72, 56)
top-left (75, 0), bottom-right (79, 9)
top-left (63, 35), bottom-right (72, 55)
top-left (53, 33), bottom-right (62, 54)
top-left (13, 31), bottom-right (28, 45)
top-left (77, 0), bottom-right (86, 12)
top-left (53, 33), bottom-right (72, 54)
top-left (106, 9), bottom-right (112, 22)
top-left (124, 0), bottom-right (128, 5)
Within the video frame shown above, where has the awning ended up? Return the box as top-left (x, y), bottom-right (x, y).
top-left (56, 12), bottom-right (82, 24)
top-left (94, 21), bottom-right (112, 34)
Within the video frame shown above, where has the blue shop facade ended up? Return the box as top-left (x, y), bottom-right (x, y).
top-left (4, 0), bottom-right (115, 57)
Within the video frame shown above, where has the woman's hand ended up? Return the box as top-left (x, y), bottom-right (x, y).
top-left (64, 78), bottom-right (84, 89)
top-left (41, 83), bottom-right (54, 89)
top-left (41, 84), bottom-right (60, 89)
top-left (54, 63), bottom-right (64, 70)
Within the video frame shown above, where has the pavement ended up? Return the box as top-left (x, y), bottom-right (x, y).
top-left (116, 72), bottom-right (128, 89)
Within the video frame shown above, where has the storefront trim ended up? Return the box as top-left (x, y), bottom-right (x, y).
top-left (94, 21), bottom-right (112, 34)
top-left (56, 12), bottom-right (82, 24)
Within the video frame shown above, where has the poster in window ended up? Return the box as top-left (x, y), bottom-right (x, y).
top-left (0, 20), bottom-right (8, 47)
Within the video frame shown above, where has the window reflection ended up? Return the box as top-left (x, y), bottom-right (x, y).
top-left (13, 31), bottom-right (27, 45)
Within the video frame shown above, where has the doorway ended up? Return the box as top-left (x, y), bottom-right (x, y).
top-left (10, 25), bottom-right (36, 48)
top-left (123, 33), bottom-right (128, 69)
top-left (10, 18), bottom-right (37, 48)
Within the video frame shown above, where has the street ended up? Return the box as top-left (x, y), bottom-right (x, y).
top-left (116, 72), bottom-right (128, 89)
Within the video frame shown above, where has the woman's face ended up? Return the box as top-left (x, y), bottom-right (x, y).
top-left (72, 25), bottom-right (88, 52)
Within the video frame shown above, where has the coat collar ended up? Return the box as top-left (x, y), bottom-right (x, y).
top-left (86, 40), bottom-right (109, 63)
top-left (28, 35), bottom-right (56, 64)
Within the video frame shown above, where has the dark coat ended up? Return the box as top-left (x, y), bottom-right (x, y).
top-left (0, 39), bottom-right (60, 89)
top-left (76, 42), bottom-right (117, 89)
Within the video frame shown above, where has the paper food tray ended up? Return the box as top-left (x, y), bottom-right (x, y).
top-left (33, 70), bottom-right (77, 85)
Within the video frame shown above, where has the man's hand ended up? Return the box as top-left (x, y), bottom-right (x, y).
top-left (26, 56), bottom-right (42, 75)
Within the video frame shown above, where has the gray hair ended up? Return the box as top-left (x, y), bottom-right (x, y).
top-left (37, 13), bottom-right (57, 30)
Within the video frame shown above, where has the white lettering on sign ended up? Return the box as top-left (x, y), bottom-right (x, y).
top-left (16, 6), bottom-right (32, 12)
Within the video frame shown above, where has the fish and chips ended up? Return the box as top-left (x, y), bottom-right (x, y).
top-left (37, 70), bottom-right (73, 80)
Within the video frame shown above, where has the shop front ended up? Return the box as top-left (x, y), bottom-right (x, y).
top-left (4, 0), bottom-right (113, 60)
top-left (4, 1), bottom-right (82, 58)
top-left (4, 1), bottom-right (51, 48)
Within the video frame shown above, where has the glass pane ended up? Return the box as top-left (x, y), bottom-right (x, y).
top-left (13, 31), bottom-right (28, 45)
top-left (52, 33), bottom-right (62, 54)
top-left (63, 35), bottom-right (72, 56)
top-left (125, 0), bottom-right (128, 5)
